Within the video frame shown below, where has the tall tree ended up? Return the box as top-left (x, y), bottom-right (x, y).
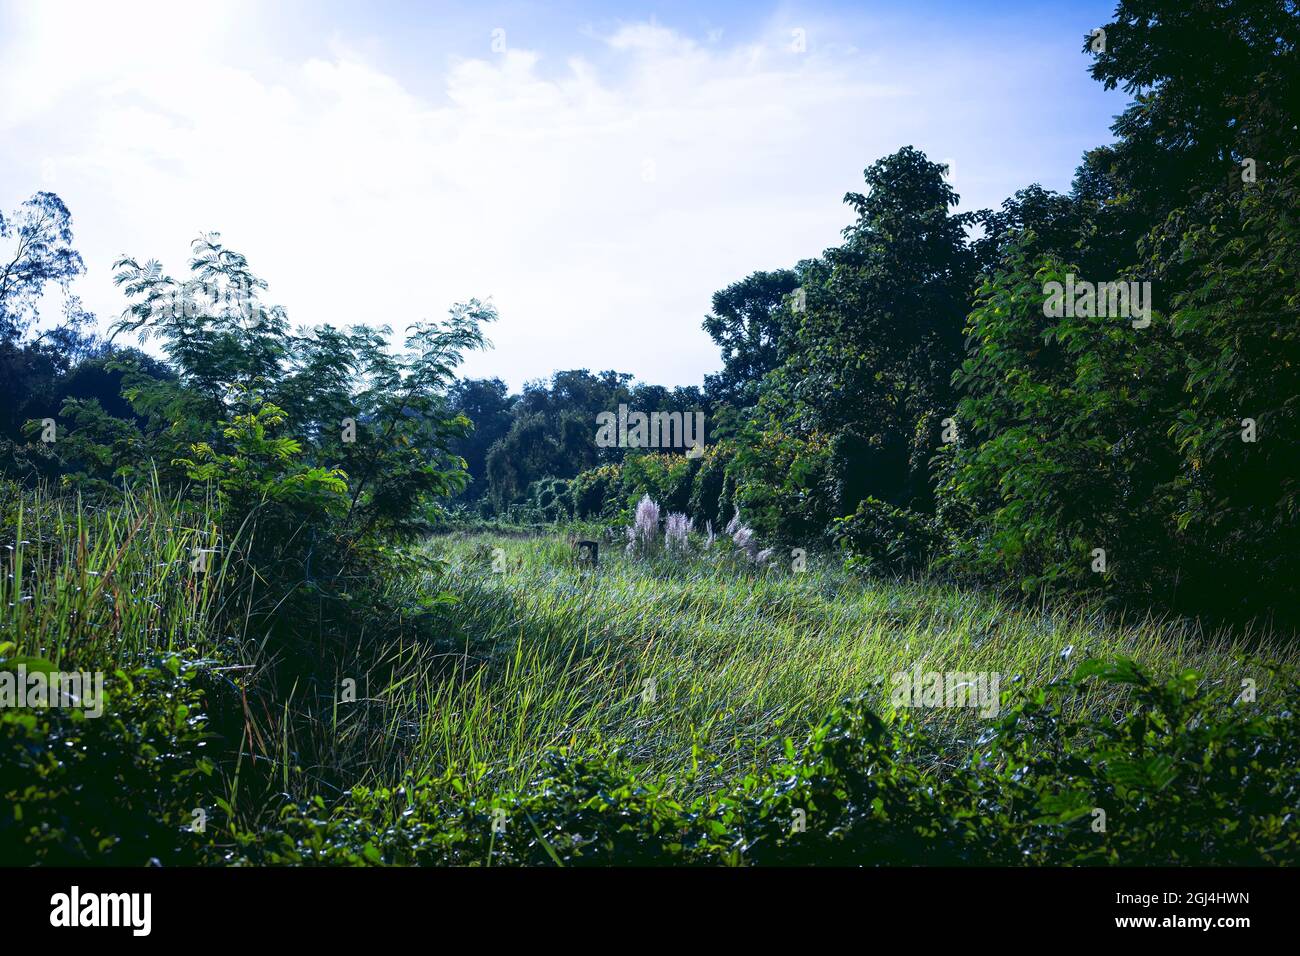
top-left (0, 192), bottom-right (100, 475)
top-left (0, 192), bottom-right (86, 340)
top-left (788, 146), bottom-right (978, 514)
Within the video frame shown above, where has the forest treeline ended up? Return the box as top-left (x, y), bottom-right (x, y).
top-left (3, 0), bottom-right (1298, 628)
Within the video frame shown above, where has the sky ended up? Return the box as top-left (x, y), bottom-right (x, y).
top-left (0, 0), bottom-right (1128, 390)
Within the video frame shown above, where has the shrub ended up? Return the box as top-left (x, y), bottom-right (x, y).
top-left (686, 442), bottom-right (735, 528)
top-left (527, 477), bottom-right (574, 522)
top-left (833, 497), bottom-right (940, 574)
top-left (569, 464), bottom-right (621, 520)
top-left (619, 453), bottom-right (696, 515)
top-left (940, 246), bottom-right (1181, 600)
top-left (728, 425), bottom-right (835, 546)
top-left (0, 653), bottom-right (215, 865)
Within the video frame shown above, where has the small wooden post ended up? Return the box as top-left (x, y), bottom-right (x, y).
top-left (576, 540), bottom-right (599, 567)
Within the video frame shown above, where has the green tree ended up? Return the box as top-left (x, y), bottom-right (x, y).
top-left (940, 243), bottom-right (1182, 598)
top-left (64, 234), bottom-right (493, 546)
top-left (447, 377), bottom-right (514, 501)
top-left (0, 192), bottom-right (101, 478)
top-left (1087, 0), bottom-right (1300, 219)
top-left (702, 268), bottom-right (804, 408)
top-left (720, 147), bottom-right (978, 551)
top-left (1152, 154), bottom-right (1300, 615)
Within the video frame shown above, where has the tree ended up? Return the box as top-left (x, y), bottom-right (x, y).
top-left (447, 377), bottom-right (514, 501)
top-left (1087, 0), bottom-right (1300, 220)
top-left (484, 369), bottom-right (625, 509)
top-left (702, 269), bottom-right (804, 407)
top-left (0, 192), bottom-right (100, 479)
top-left (940, 241), bottom-right (1182, 599)
top-left (67, 234), bottom-right (495, 542)
top-left (1152, 154), bottom-right (1300, 617)
top-left (0, 192), bottom-right (86, 340)
top-left (804, 145), bottom-right (975, 442)
top-left (725, 146), bottom-right (978, 548)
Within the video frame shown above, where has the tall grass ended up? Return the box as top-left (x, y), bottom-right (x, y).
top-left (375, 531), bottom-right (1297, 795)
top-left (0, 479), bottom-right (225, 669)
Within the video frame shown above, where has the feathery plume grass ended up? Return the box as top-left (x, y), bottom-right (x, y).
top-left (665, 512), bottom-right (692, 553)
top-left (626, 494), bottom-right (661, 555)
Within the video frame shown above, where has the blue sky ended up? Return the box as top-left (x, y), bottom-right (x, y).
top-left (0, 0), bottom-right (1127, 389)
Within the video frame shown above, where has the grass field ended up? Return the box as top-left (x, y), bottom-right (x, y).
top-left (387, 531), bottom-right (1294, 795)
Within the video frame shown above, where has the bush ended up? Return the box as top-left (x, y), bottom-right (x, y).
top-left (1149, 158), bottom-right (1300, 619)
top-left (686, 442), bottom-right (736, 530)
top-left (527, 477), bottom-right (574, 522)
top-left (832, 497), bottom-right (939, 574)
top-left (569, 464), bottom-right (621, 520)
top-left (568, 453), bottom-right (704, 525)
top-left (941, 247), bottom-right (1181, 600)
top-left (728, 425), bottom-right (835, 546)
top-left (0, 653), bottom-right (215, 865)
top-left (619, 453), bottom-right (696, 516)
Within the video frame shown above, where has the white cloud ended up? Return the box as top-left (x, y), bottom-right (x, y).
top-left (0, 1), bottom-right (1114, 388)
